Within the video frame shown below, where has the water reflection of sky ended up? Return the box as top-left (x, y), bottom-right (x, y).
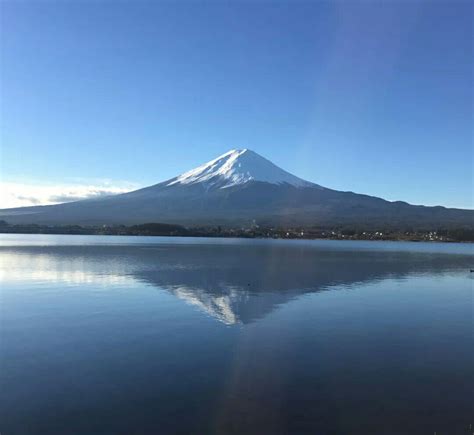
top-left (1, 237), bottom-right (471, 325)
top-left (1, 236), bottom-right (472, 435)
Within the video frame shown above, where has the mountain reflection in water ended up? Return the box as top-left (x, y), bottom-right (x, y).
top-left (1, 236), bottom-right (472, 435)
top-left (1, 241), bottom-right (471, 325)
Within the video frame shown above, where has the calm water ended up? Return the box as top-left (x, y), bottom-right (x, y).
top-left (0, 235), bottom-right (472, 434)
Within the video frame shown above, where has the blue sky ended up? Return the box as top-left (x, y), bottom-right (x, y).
top-left (1, 0), bottom-right (472, 208)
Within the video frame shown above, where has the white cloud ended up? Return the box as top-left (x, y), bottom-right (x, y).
top-left (0, 181), bottom-right (140, 209)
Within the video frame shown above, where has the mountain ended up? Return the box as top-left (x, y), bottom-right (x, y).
top-left (1, 149), bottom-right (472, 229)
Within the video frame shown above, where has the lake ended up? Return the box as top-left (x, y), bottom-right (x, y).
top-left (0, 234), bottom-right (472, 434)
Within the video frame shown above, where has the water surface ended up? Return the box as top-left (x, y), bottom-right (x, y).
top-left (0, 235), bottom-right (472, 434)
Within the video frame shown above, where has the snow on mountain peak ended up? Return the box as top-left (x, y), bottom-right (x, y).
top-left (167, 149), bottom-right (314, 189)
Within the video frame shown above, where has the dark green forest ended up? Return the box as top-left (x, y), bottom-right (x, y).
top-left (1, 220), bottom-right (473, 242)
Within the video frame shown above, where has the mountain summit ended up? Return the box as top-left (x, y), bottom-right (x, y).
top-left (0, 149), bottom-right (472, 229)
top-left (167, 149), bottom-right (314, 189)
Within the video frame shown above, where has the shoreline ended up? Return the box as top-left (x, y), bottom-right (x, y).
top-left (0, 230), bottom-right (472, 244)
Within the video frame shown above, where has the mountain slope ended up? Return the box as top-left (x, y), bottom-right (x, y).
top-left (1, 149), bottom-right (472, 229)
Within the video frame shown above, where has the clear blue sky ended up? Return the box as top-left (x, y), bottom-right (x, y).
top-left (1, 0), bottom-right (472, 208)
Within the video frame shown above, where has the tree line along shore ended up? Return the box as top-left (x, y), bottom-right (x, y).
top-left (0, 221), bottom-right (473, 242)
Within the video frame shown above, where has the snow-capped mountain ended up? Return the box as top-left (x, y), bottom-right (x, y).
top-left (0, 149), bottom-right (472, 228)
top-left (167, 149), bottom-right (315, 189)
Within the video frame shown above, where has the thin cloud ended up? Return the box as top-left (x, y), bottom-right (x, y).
top-left (0, 181), bottom-right (139, 209)
top-left (49, 190), bottom-right (120, 203)
top-left (16, 195), bottom-right (42, 205)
